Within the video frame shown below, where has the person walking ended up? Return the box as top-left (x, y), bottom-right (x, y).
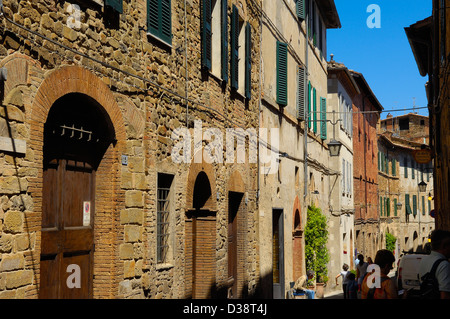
top-left (346, 272), bottom-right (358, 299)
top-left (335, 264), bottom-right (350, 299)
top-left (356, 254), bottom-right (368, 291)
top-left (418, 229), bottom-right (450, 299)
top-left (361, 249), bottom-right (398, 299)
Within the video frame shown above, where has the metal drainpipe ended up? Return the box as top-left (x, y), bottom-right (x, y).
top-left (304, 7), bottom-right (309, 205)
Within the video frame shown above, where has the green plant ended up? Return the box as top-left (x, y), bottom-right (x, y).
top-left (386, 233), bottom-right (396, 252)
top-left (305, 205), bottom-right (330, 283)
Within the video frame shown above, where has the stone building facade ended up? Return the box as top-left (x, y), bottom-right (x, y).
top-left (377, 126), bottom-right (434, 259)
top-left (0, 0), bottom-right (261, 299)
top-left (326, 59), bottom-right (358, 293)
top-left (351, 70), bottom-right (383, 261)
top-left (258, 0), bottom-right (340, 299)
top-left (406, 0), bottom-right (450, 231)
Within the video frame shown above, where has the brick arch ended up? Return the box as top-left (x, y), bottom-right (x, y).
top-left (185, 151), bottom-right (217, 212)
top-left (30, 65), bottom-right (125, 141)
top-left (227, 170), bottom-right (245, 193)
top-left (30, 65), bottom-right (126, 298)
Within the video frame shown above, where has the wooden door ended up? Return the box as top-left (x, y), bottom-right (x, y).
top-left (40, 159), bottom-right (95, 299)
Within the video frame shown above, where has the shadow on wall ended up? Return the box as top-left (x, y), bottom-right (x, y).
top-left (184, 273), bottom-right (274, 299)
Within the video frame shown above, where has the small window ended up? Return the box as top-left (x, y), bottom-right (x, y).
top-left (399, 118), bottom-right (409, 130)
top-left (157, 173), bottom-right (174, 264)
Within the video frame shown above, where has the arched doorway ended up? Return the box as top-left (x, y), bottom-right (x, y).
top-left (292, 196), bottom-right (303, 282)
top-left (185, 168), bottom-right (217, 299)
top-left (39, 93), bottom-right (115, 298)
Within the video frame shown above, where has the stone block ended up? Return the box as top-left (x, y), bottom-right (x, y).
top-left (4, 270), bottom-right (33, 289)
top-left (119, 243), bottom-right (134, 260)
top-left (125, 190), bottom-right (144, 208)
top-left (120, 208), bottom-right (144, 225)
top-left (124, 225), bottom-right (142, 243)
top-left (3, 211), bottom-right (23, 234)
top-left (0, 253), bottom-right (24, 272)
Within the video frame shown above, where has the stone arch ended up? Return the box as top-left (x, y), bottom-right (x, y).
top-left (29, 65), bottom-right (126, 298)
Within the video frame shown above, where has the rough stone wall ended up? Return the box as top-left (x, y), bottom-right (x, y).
top-left (0, 0), bottom-right (261, 299)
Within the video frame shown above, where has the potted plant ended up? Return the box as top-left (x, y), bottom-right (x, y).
top-left (305, 205), bottom-right (330, 298)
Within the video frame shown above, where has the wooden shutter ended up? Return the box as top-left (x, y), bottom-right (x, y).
top-left (296, 0), bottom-right (305, 20)
top-left (230, 5), bottom-right (239, 90)
top-left (245, 23), bottom-right (251, 99)
top-left (147, 0), bottom-right (172, 45)
top-left (276, 41), bottom-right (288, 106)
top-left (105, 0), bottom-right (123, 13)
top-left (320, 97), bottom-right (327, 140)
top-left (221, 0), bottom-right (228, 82)
top-left (202, 0), bottom-right (212, 70)
top-left (405, 194), bottom-right (411, 215)
top-left (394, 198), bottom-right (398, 216)
top-left (413, 195), bottom-right (417, 216)
top-left (297, 65), bottom-right (305, 120)
top-left (312, 87), bottom-right (317, 133)
top-left (307, 81), bottom-right (311, 129)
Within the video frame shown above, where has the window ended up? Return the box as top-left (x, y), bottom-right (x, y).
top-left (394, 198), bottom-right (398, 216)
top-left (422, 196), bottom-right (425, 216)
top-left (276, 41), bottom-right (288, 106)
top-left (297, 65), bottom-right (306, 120)
top-left (392, 158), bottom-right (396, 176)
top-left (405, 194), bottom-right (411, 215)
top-left (404, 157), bottom-right (408, 178)
top-left (313, 87), bottom-right (317, 134)
top-left (157, 173), bottom-right (174, 263)
top-left (148, 0), bottom-right (172, 45)
top-left (399, 118), bottom-right (409, 130)
top-left (105, 0), bottom-right (123, 13)
top-left (320, 97), bottom-right (327, 140)
top-left (230, 5), bottom-right (251, 98)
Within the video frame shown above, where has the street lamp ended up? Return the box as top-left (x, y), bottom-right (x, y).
top-left (396, 201), bottom-right (403, 210)
top-left (328, 139), bottom-right (342, 157)
top-left (418, 181), bottom-right (427, 192)
top-left (327, 111), bottom-right (342, 157)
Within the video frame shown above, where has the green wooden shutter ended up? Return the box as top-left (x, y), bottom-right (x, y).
top-left (106, 0), bottom-right (123, 13)
top-left (405, 194), bottom-right (411, 215)
top-left (422, 196), bottom-right (425, 216)
top-left (148, 0), bottom-right (172, 45)
top-left (297, 65), bottom-right (305, 120)
top-left (221, 0), bottom-right (228, 82)
top-left (230, 5), bottom-right (239, 90)
top-left (320, 97), bottom-right (327, 140)
top-left (392, 158), bottom-right (396, 176)
top-left (380, 197), bottom-right (383, 216)
top-left (245, 22), bottom-right (251, 99)
top-left (308, 81), bottom-right (311, 128)
top-left (276, 41), bottom-right (288, 106)
top-left (413, 195), bottom-right (417, 216)
top-left (296, 0), bottom-right (305, 20)
top-left (386, 198), bottom-right (390, 217)
top-left (312, 88), bottom-right (317, 133)
top-left (394, 198), bottom-right (398, 216)
top-left (160, 0), bottom-right (172, 44)
top-left (202, 0), bottom-right (212, 70)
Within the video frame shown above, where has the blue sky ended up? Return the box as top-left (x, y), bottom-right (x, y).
top-left (327, 0), bottom-right (432, 119)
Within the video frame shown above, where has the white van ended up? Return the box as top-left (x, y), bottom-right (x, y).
top-left (397, 254), bottom-right (430, 291)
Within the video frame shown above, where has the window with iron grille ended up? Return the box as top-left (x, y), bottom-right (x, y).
top-left (157, 173), bottom-right (174, 264)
